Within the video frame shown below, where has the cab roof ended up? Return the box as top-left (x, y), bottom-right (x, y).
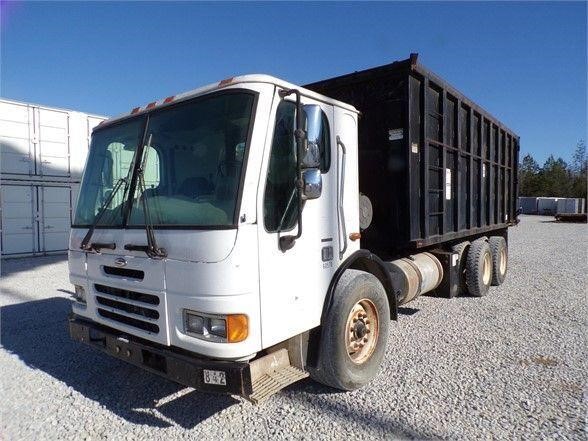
top-left (98, 74), bottom-right (359, 129)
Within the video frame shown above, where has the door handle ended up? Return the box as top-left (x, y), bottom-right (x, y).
top-left (336, 136), bottom-right (347, 259)
top-left (22, 226), bottom-right (33, 230)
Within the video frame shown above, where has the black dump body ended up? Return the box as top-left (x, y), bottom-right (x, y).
top-left (306, 54), bottom-right (519, 259)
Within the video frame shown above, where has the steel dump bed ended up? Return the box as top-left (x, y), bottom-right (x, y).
top-left (306, 54), bottom-right (519, 259)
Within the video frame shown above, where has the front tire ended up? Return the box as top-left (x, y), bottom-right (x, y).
top-left (310, 270), bottom-right (390, 391)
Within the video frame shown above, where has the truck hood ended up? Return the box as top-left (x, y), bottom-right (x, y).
top-left (69, 228), bottom-right (237, 263)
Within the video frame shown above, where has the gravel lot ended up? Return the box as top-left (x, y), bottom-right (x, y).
top-left (1, 215), bottom-right (586, 440)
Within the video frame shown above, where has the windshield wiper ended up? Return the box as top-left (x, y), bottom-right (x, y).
top-left (80, 177), bottom-right (127, 252)
top-left (124, 136), bottom-right (167, 259)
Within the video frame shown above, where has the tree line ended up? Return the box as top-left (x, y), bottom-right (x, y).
top-left (519, 140), bottom-right (586, 199)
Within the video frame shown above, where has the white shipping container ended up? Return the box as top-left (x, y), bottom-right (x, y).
top-left (537, 197), bottom-right (559, 215)
top-left (556, 198), bottom-right (586, 214)
top-left (0, 182), bottom-right (81, 256)
top-left (1, 98), bottom-right (106, 257)
top-left (0, 98), bottom-right (107, 182)
top-left (518, 197), bottom-right (538, 214)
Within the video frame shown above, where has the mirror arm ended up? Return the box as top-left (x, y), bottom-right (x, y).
top-left (278, 88), bottom-right (307, 252)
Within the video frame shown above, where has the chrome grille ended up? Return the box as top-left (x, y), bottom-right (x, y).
top-left (94, 284), bottom-right (160, 334)
top-left (95, 284), bottom-right (159, 305)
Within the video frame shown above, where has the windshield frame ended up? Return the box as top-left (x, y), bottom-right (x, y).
top-left (72, 88), bottom-right (259, 230)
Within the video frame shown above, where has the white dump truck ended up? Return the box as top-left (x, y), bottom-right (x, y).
top-left (69, 55), bottom-right (519, 402)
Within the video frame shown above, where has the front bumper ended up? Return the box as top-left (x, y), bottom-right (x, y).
top-left (69, 315), bottom-right (253, 397)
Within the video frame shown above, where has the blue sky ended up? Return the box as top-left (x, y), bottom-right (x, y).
top-left (1, 1), bottom-right (586, 163)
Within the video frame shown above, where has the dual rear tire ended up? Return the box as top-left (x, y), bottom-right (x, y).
top-left (465, 239), bottom-right (493, 297)
top-left (461, 235), bottom-right (508, 297)
top-left (488, 236), bottom-right (508, 286)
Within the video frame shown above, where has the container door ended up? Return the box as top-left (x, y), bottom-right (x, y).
top-left (40, 186), bottom-right (71, 252)
top-left (0, 185), bottom-right (38, 255)
top-left (0, 101), bottom-right (34, 175)
top-left (37, 107), bottom-right (70, 177)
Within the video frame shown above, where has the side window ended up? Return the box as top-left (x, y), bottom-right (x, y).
top-left (264, 101), bottom-right (298, 232)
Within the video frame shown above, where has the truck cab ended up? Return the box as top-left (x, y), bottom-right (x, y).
top-left (69, 76), bottom-right (363, 399)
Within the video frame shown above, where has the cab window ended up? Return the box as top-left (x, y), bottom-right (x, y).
top-left (263, 101), bottom-right (298, 232)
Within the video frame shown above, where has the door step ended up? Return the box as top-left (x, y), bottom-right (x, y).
top-left (247, 348), bottom-right (309, 404)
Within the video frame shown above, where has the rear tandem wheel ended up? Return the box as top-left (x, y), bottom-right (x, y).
top-left (465, 238), bottom-right (493, 297)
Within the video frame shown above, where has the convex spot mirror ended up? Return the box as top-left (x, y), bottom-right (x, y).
top-left (301, 168), bottom-right (322, 200)
top-left (301, 104), bottom-right (324, 169)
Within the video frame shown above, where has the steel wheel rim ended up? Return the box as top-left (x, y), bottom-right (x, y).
top-left (345, 298), bottom-right (379, 364)
top-left (482, 252), bottom-right (492, 285)
top-left (499, 248), bottom-right (507, 276)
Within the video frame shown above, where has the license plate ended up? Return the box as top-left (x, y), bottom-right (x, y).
top-left (203, 369), bottom-right (226, 386)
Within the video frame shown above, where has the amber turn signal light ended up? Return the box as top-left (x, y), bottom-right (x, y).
top-left (349, 232), bottom-right (361, 241)
top-left (227, 314), bottom-right (248, 343)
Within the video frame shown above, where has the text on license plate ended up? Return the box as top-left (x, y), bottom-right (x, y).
top-left (203, 369), bottom-right (226, 385)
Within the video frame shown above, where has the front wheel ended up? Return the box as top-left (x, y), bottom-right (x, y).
top-left (310, 270), bottom-right (390, 391)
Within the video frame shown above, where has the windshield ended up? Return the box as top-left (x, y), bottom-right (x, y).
top-left (74, 90), bottom-right (256, 228)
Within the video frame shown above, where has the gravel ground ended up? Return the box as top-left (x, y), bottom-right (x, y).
top-left (1, 215), bottom-right (586, 440)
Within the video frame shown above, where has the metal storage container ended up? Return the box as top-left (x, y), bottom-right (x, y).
top-left (556, 198), bottom-right (586, 214)
top-left (0, 181), bottom-right (80, 256)
top-left (537, 197), bottom-right (558, 215)
top-left (0, 98), bottom-right (105, 182)
top-left (307, 54), bottom-right (519, 258)
top-left (518, 197), bottom-right (538, 214)
top-left (1, 98), bottom-right (106, 257)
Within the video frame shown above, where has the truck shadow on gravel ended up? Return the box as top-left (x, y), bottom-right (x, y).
top-left (1, 255), bottom-right (68, 278)
top-left (2, 296), bottom-right (436, 437)
top-left (0, 296), bottom-right (238, 429)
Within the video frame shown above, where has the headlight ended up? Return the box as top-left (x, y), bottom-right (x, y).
top-left (209, 318), bottom-right (227, 338)
top-left (73, 285), bottom-right (86, 304)
top-left (185, 313), bottom-right (205, 334)
top-left (183, 310), bottom-right (247, 343)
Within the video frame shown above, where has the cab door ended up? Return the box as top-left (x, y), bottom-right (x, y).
top-left (257, 91), bottom-right (339, 348)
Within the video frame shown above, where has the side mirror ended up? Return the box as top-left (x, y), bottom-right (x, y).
top-left (277, 89), bottom-right (326, 252)
top-left (301, 168), bottom-right (322, 200)
top-left (301, 104), bottom-right (324, 169)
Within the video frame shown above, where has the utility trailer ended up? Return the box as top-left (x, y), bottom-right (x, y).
top-left (68, 54), bottom-right (519, 403)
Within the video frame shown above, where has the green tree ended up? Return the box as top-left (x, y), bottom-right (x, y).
top-left (518, 153), bottom-right (541, 196)
top-left (570, 140), bottom-right (587, 199)
top-left (539, 155), bottom-right (572, 197)
top-left (519, 154), bottom-right (541, 196)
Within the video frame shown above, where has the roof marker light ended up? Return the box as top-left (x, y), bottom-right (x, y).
top-left (163, 96), bottom-right (175, 104)
top-left (131, 107), bottom-right (141, 114)
top-left (146, 101), bottom-right (157, 109)
top-left (218, 77), bottom-right (234, 87)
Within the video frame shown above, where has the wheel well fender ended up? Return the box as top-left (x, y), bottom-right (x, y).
top-left (322, 250), bottom-right (398, 323)
top-left (306, 250), bottom-right (398, 370)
